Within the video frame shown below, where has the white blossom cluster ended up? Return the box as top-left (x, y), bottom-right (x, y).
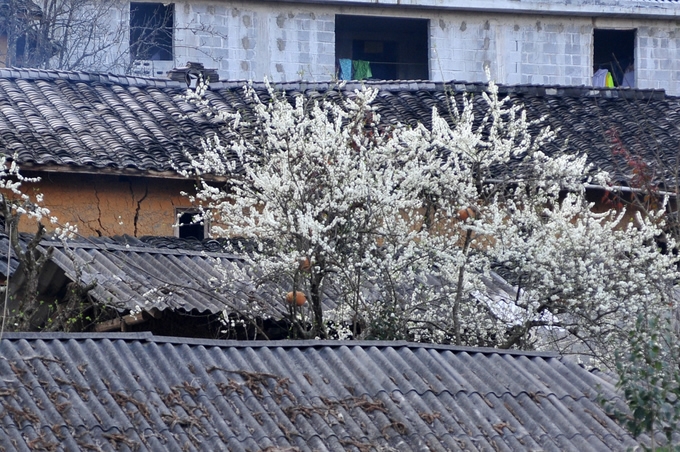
top-left (184, 79), bottom-right (678, 363)
top-left (0, 155), bottom-right (54, 225)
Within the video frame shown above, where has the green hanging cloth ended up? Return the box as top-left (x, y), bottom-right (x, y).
top-left (353, 60), bottom-right (372, 80)
top-left (605, 72), bottom-right (614, 88)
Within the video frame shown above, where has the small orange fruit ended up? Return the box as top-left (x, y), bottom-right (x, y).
top-left (299, 257), bottom-right (311, 272)
top-left (457, 207), bottom-right (476, 221)
top-left (286, 291), bottom-right (307, 306)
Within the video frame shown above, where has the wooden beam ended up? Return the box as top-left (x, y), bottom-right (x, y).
top-left (93, 310), bottom-right (153, 332)
top-left (94, 318), bottom-right (121, 332)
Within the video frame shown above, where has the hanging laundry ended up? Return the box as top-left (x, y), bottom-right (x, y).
top-left (592, 68), bottom-right (609, 87)
top-left (621, 63), bottom-right (635, 88)
top-left (605, 72), bottom-right (614, 88)
top-left (353, 60), bottom-right (372, 80)
top-left (621, 70), bottom-right (635, 88)
top-left (339, 59), bottom-right (352, 81)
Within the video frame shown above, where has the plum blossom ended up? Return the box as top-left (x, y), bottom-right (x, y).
top-left (184, 79), bottom-right (678, 365)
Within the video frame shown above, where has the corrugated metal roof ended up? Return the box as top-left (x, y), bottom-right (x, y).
top-left (14, 235), bottom-right (516, 321)
top-left (0, 234), bottom-right (23, 278)
top-left (0, 332), bottom-right (645, 451)
top-left (39, 236), bottom-right (308, 316)
top-left (14, 235), bottom-right (351, 320)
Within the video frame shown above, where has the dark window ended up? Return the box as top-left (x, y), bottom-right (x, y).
top-left (177, 210), bottom-right (205, 240)
top-left (130, 2), bottom-right (173, 61)
top-left (335, 15), bottom-right (429, 80)
top-left (593, 29), bottom-right (635, 87)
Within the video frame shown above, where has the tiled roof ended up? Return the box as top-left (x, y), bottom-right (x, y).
top-left (0, 332), bottom-right (646, 451)
top-left (0, 68), bottom-right (677, 185)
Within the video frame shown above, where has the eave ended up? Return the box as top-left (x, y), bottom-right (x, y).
top-left (18, 163), bottom-right (227, 182)
top-left (266, 0), bottom-right (680, 20)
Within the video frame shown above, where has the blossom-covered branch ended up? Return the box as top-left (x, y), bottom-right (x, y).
top-left (184, 79), bottom-right (678, 365)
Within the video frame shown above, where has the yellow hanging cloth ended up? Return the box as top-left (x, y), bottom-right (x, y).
top-left (605, 72), bottom-right (614, 88)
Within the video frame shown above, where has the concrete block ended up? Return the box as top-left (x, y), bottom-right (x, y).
top-left (200, 37), bottom-right (222, 48)
top-left (317, 53), bottom-right (335, 66)
top-left (524, 64), bottom-right (539, 75)
top-left (317, 42), bottom-right (334, 56)
top-left (297, 31), bottom-right (310, 42)
top-left (565, 65), bottom-right (582, 76)
top-left (654, 70), bottom-right (672, 82)
top-left (506, 73), bottom-right (522, 85)
top-left (299, 52), bottom-right (311, 64)
top-left (564, 44), bottom-right (580, 55)
top-left (317, 32), bottom-right (334, 43)
top-left (298, 41), bottom-right (310, 53)
top-left (544, 65), bottom-right (559, 76)
top-left (297, 19), bottom-right (311, 31)
top-left (653, 47), bottom-right (670, 59)
top-left (542, 42), bottom-right (558, 54)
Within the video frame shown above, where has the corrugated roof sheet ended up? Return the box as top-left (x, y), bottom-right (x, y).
top-left (0, 69), bottom-right (676, 185)
top-left (9, 235), bottom-right (515, 320)
top-left (38, 235), bottom-right (311, 316)
top-left (2, 234), bottom-right (351, 321)
top-left (0, 332), bottom-right (646, 451)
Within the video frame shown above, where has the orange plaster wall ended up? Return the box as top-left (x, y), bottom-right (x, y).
top-left (18, 172), bottom-right (201, 237)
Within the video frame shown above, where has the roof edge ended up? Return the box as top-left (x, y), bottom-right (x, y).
top-left (0, 68), bottom-right (669, 102)
top-left (18, 164), bottom-right (227, 182)
top-left (0, 331), bottom-right (560, 357)
top-left (0, 331), bottom-right (154, 341)
top-left (0, 67), bottom-right (185, 88)
top-left (272, 0), bottom-right (680, 19)
top-left (220, 79), bottom-right (667, 101)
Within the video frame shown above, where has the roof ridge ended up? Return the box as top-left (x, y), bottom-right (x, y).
top-left (0, 67), bottom-right (667, 101)
top-left (41, 239), bottom-right (241, 259)
top-left (209, 78), bottom-right (667, 100)
top-left (0, 332), bottom-right (560, 357)
top-left (0, 67), bottom-right (186, 89)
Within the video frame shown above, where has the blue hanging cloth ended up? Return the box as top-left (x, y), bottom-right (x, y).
top-left (339, 59), bottom-right (352, 80)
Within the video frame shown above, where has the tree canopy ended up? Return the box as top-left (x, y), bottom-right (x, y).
top-left (183, 80), bottom-right (678, 367)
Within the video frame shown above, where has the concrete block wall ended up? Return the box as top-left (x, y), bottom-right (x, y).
top-left (172, 1), bottom-right (335, 81)
top-left (637, 24), bottom-right (680, 91)
top-left (118, 1), bottom-right (680, 95)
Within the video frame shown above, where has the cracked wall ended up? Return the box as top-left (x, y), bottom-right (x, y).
top-left (19, 173), bottom-right (199, 237)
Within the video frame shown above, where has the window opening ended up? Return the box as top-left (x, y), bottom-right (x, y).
top-left (335, 15), bottom-right (429, 80)
top-left (130, 2), bottom-right (173, 61)
top-left (176, 209), bottom-right (205, 240)
top-left (593, 29), bottom-right (635, 87)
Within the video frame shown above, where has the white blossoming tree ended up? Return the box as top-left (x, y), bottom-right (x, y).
top-left (184, 80), bottom-right (678, 364)
top-left (0, 156), bottom-right (55, 331)
top-left (0, 156), bottom-right (87, 332)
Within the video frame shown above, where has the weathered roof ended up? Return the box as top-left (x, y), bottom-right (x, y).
top-left (1, 234), bottom-right (351, 324)
top-left (0, 332), bottom-right (644, 451)
top-left (0, 234), bottom-right (23, 278)
top-left (35, 235), bottom-right (310, 316)
top-left (6, 235), bottom-right (518, 324)
top-left (0, 68), bottom-right (677, 186)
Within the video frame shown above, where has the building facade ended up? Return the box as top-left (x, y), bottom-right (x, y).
top-left (119, 0), bottom-right (680, 93)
